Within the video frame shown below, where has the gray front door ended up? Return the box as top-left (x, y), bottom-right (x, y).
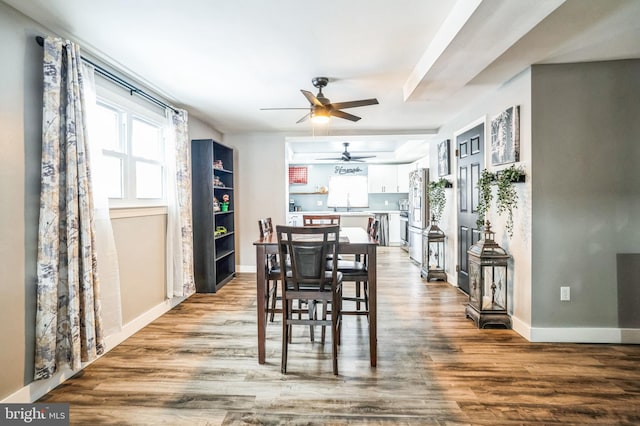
top-left (457, 123), bottom-right (484, 294)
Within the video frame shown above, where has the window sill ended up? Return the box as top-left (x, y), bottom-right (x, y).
top-left (109, 206), bottom-right (168, 219)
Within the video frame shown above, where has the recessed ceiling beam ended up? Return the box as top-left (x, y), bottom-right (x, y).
top-left (403, 0), bottom-right (566, 102)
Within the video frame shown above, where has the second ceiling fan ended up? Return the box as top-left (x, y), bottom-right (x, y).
top-left (317, 142), bottom-right (375, 162)
top-left (262, 77), bottom-right (379, 124)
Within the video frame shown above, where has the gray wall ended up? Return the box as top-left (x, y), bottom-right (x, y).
top-left (0, 2), bottom-right (221, 401)
top-left (426, 68), bottom-right (534, 328)
top-left (531, 60), bottom-right (640, 328)
top-left (0, 2), bottom-right (46, 399)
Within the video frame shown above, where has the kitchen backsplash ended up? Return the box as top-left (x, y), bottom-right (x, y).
top-left (288, 163), bottom-right (409, 212)
top-left (290, 193), bottom-right (407, 212)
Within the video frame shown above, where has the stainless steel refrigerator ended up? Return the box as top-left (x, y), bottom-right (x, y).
top-left (408, 168), bottom-right (429, 264)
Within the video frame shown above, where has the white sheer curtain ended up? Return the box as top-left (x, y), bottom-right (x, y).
top-left (82, 63), bottom-right (123, 336)
top-left (165, 109), bottom-right (195, 298)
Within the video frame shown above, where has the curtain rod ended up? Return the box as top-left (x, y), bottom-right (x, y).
top-left (36, 36), bottom-right (180, 114)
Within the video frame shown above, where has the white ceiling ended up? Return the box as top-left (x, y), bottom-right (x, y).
top-left (4, 0), bottom-right (640, 163)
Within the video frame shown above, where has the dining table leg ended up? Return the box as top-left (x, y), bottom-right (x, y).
top-left (368, 245), bottom-right (377, 367)
top-left (256, 245), bottom-right (267, 364)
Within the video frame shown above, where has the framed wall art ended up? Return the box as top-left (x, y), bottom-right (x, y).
top-left (288, 166), bottom-right (308, 184)
top-left (491, 105), bottom-right (520, 166)
top-left (437, 139), bottom-right (450, 177)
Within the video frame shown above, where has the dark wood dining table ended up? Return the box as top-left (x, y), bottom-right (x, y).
top-left (253, 226), bottom-right (378, 367)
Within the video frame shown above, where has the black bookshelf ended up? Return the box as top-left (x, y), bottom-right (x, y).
top-left (191, 139), bottom-right (235, 292)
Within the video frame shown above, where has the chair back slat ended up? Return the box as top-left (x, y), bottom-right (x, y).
top-left (369, 219), bottom-right (379, 241)
top-left (258, 217), bottom-right (274, 238)
top-left (276, 225), bottom-right (340, 292)
top-left (303, 214), bottom-right (341, 226)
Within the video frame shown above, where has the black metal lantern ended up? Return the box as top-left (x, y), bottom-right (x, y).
top-left (421, 216), bottom-right (447, 281)
top-left (465, 221), bottom-right (511, 328)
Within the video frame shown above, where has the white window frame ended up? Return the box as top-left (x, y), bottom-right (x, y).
top-left (94, 78), bottom-right (167, 208)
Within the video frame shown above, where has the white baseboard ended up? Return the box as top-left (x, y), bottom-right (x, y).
top-left (2, 296), bottom-right (186, 404)
top-left (510, 317), bottom-right (640, 343)
top-left (510, 315), bottom-right (531, 340)
top-left (530, 327), bottom-right (640, 343)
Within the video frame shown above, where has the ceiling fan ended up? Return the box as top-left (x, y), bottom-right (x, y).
top-left (261, 77), bottom-right (379, 124)
top-left (317, 142), bottom-right (375, 162)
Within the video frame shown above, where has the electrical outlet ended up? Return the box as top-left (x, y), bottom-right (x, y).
top-left (317, 200), bottom-right (323, 206)
top-left (385, 200), bottom-right (388, 206)
top-left (560, 286), bottom-right (571, 301)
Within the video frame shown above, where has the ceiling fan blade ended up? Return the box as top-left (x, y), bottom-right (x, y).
top-left (296, 113), bottom-right (310, 124)
top-left (350, 155), bottom-right (376, 160)
top-left (330, 109), bottom-right (361, 122)
top-left (260, 107), bottom-right (309, 110)
top-left (301, 90), bottom-right (324, 107)
top-left (330, 98), bottom-right (379, 110)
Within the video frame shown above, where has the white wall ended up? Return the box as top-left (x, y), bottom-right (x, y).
top-left (222, 132), bottom-right (289, 271)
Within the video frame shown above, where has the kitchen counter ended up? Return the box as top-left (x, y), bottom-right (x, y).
top-left (289, 210), bottom-right (400, 215)
top-left (286, 211), bottom-right (403, 246)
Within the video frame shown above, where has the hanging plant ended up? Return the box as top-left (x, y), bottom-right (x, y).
top-left (495, 165), bottom-right (525, 237)
top-left (476, 169), bottom-right (495, 229)
top-left (428, 178), bottom-right (449, 224)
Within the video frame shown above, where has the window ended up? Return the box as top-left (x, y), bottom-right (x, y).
top-left (93, 81), bottom-right (166, 207)
top-left (327, 175), bottom-right (369, 209)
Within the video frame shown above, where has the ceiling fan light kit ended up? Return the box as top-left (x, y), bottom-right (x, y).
top-left (262, 77), bottom-right (379, 124)
top-left (310, 107), bottom-right (331, 124)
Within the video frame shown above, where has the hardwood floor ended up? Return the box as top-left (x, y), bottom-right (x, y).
top-left (40, 247), bottom-right (640, 425)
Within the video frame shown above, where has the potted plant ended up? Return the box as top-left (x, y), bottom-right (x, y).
top-left (428, 178), bottom-right (449, 224)
top-left (495, 165), bottom-right (525, 237)
top-left (476, 169), bottom-right (495, 229)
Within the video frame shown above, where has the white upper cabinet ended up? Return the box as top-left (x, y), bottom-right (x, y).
top-left (396, 163), bottom-right (412, 193)
top-left (367, 165), bottom-right (398, 193)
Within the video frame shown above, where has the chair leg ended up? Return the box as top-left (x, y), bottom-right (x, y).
top-left (364, 282), bottom-right (369, 313)
top-left (321, 301), bottom-right (328, 344)
top-left (355, 282), bottom-right (361, 310)
top-left (338, 286), bottom-right (343, 346)
top-left (332, 291), bottom-right (340, 375)
top-left (281, 299), bottom-right (289, 374)
top-left (269, 280), bottom-right (278, 322)
top-left (265, 281), bottom-right (272, 323)
top-left (308, 300), bottom-right (316, 342)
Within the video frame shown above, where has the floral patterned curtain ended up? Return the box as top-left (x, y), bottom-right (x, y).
top-left (35, 36), bottom-right (104, 380)
top-left (165, 109), bottom-right (196, 297)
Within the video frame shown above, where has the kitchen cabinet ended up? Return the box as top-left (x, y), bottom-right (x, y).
top-left (396, 163), bottom-right (412, 193)
top-left (287, 213), bottom-right (301, 226)
top-left (368, 165), bottom-right (398, 193)
top-left (388, 212), bottom-right (401, 244)
top-left (191, 139), bottom-right (236, 293)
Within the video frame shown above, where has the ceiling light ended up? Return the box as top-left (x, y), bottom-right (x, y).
top-left (311, 108), bottom-right (330, 124)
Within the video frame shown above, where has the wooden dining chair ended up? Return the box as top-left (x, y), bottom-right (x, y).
top-left (258, 217), bottom-right (274, 237)
top-left (366, 216), bottom-right (375, 234)
top-left (303, 214), bottom-right (342, 260)
top-left (335, 219), bottom-right (378, 317)
top-left (368, 218), bottom-right (379, 241)
top-left (303, 214), bottom-right (341, 226)
top-left (276, 225), bottom-right (343, 375)
top-left (258, 218), bottom-right (280, 322)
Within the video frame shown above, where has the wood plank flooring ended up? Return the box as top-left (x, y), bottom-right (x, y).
top-left (39, 247), bottom-right (640, 425)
